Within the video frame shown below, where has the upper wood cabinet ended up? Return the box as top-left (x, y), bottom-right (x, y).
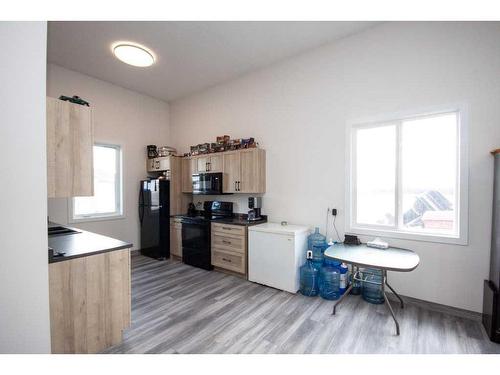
top-left (195, 154), bottom-right (223, 173)
top-left (181, 157), bottom-right (195, 193)
top-left (223, 152), bottom-right (241, 193)
top-left (46, 97), bottom-right (94, 198)
top-left (146, 156), bottom-right (171, 173)
top-left (223, 148), bottom-right (266, 194)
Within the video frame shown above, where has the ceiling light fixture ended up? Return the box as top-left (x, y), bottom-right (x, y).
top-left (111, 42), bottom-right (155, 67)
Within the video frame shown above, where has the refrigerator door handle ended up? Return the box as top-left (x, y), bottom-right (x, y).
top-left (139, 205), bottom-right (144, 224)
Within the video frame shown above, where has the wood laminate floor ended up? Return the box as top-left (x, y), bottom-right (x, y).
top-left (103, 254), bottom-right (500, 354)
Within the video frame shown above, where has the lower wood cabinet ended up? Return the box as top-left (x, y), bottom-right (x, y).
top-left (170, 218), bottom-right (183, 258)
top-left (48, 249), bottom-right (131, 354)
top-left (211, 223), bottom-right (247, 276)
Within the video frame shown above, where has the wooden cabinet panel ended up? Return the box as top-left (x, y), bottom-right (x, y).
top-left (208, 154), bottom-right (223, 172)
top-left (212, 222), bottom-right (246, 236)
top-left (181, 158), bottom-right (194, 193)
top-left (197, 156), bottom-right (209, 173)
top-left (170, 218), bottom-right (183, 258)
top-left (211, 248), bottom-right (246, 274)
top-left (49, 249), bottom-right (131, 354)
top-left (169, 156), bottom-right (185, 215)
top-left (239, 149), bottom-right (266, 193)
top-left (212, 233), bottom-right (245, 254)
top-left (47, 97), bottom-right (94, 198)
top-left (223, 152), bottom-right (240, 193)
top-left (211, 223), bottom-right (247, 276)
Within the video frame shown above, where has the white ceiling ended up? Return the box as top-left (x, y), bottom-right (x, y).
top-left (48, 21), bottom-right (379, 102)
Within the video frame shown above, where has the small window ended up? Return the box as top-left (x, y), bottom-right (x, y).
top-left (71, 144), bottom-right (123, 222)
top-left (347, 109), bottom-right (468, 244)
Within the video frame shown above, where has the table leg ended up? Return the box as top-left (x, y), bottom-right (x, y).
top-left (385, 280), bottom-right (404, 309)
top-left (382, 271), bottom-right (400, 335)
top-left (332, 283), bottom-right (354, 315)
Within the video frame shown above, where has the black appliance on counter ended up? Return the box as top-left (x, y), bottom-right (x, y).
top-left (139, 178), bottom-right (170, 260)
top-left (192, 172), bottom-right (226, 195)
top-left (483, 150), bottom-right (500, 343)
top-left (181, 201), bottom-right (233, 270)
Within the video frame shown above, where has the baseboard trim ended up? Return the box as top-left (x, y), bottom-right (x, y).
top-left (386, 292), bottom-right (482, 322)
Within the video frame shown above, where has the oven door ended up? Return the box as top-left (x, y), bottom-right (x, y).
top-left (192, 173), bottom-right (223, 195)
top-left (181, 219), bottom-right (213, 270)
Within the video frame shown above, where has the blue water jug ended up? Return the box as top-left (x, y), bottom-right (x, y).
top-left (339, 263), bottom-right (349, 295)
top-left (362, 268), bottom-right (385, 304)
top-left (299, 251), bottom-right (319, 297)
top-left (308, 227), bottom-right (327, 265)
top-left (318, 258), bottom-right (340, 300)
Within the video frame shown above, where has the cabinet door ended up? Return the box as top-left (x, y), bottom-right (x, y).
top-left (223, 152), bottom-right (240, 193)
top-left (146, 159), bottom-right (156, 173)
top-left (181, 158), bottom-right (193, 193)
top-left (240, 149), bottom-right (266, 193)
top-left (208, 154), bottom-right (223, 172)
top-left (47, 98), bottom-right (71, 197)
top-left (70, 102), bottom-right (93, 196)
top-left (197, 156), bottom-right (209, 172)
top-left (158, 157), bottom-right (170, 171)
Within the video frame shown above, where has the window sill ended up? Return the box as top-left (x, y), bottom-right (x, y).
top-left (69, 214), bottom-right (125, 224)
top-left (347, 226), bottom-right (468, 246)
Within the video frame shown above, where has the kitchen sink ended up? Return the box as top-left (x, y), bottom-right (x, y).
top-left (48, 226), bottom-right (80, 236)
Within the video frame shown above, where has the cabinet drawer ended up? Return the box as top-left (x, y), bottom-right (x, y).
top-left (211, 248), bottom-right (246, 274)
top-left (211, 223), bottom-right (245, 236)
top-left (212, 233), bottom-right (245, 254)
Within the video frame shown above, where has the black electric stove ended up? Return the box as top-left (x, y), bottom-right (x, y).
top-left (181, 201), bottom-right (233, 270)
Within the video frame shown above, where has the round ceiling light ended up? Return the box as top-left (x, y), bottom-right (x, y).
top-left (112, 42), bottom-right (155, 67)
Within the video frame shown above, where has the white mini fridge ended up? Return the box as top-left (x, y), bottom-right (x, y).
top-left (248, 223), bottom-right (309, 293)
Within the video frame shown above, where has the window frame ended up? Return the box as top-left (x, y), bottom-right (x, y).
top-left (345, 106), bottom-right (468, 245)
top-left (69, 143), bottom-right (124, 223)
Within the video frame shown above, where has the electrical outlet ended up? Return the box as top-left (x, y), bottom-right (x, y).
top-left (331, 208), bottom-right (337, 216)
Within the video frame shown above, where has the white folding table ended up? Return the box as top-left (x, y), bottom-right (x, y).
top-left (324, 244), bottom-right (420, 335)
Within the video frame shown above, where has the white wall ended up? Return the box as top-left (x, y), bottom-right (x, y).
top-left (170, 22), bottom-right (500, 312)
top-left (0, 22), bottom-right (51, 353)
top-left (47, 64), bottom-right (170, 250)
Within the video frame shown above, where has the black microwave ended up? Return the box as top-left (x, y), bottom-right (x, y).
top-left (192, 173), bottom-right (227, 195)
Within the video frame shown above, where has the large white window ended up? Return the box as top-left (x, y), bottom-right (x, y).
top-left (71, 144), bottom-right (123, 222)
top-left (347, 109), bottom-right (468, 244)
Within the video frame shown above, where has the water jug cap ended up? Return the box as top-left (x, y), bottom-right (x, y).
top-left (314, 227), bottom-right (319, 233)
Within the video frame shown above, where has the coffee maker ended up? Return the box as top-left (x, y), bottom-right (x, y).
top-left (247, 197), bottom-right (262, 221)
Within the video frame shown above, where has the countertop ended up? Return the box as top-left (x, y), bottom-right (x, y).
top-left (171, 213), bottom-right (267, 226)
top-left (48, 223), bottom-right (132, 263)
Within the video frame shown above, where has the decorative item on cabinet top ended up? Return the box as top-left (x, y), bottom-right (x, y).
top-left (58, 95), bottom-right (90, 107)
top-left (185, 135), bottom-right (257, 157)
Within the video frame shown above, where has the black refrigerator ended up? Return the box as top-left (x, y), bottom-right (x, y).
top-left (483, 150), bottom-right (500, 343)
top-left (139, 178), bottom-right (170, 260)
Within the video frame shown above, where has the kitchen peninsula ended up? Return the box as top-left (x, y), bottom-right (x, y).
top-left (48, 223), bottom-right (132, 354)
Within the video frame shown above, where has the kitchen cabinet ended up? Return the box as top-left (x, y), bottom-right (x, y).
top-left (211, 223), bottom-right (247, 276)
top-left (146, 156), bottom-right (171, 173)
top-left (222, 152), bottom-right (240, 193)
top-left (222, 148), bottom-right (266, 193)
top-left (196, 154), bottom-right (222, 173)
top-left (181, 157), bottom-right (195, 193)
top-left (146, 156), bottom-right (191, 215)
top-left (170, 218), bottom-right (183, 258)
top-left (46, 97), bottom-right (94, 198)
top-left (49, 249), bottom-right (131, 353)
